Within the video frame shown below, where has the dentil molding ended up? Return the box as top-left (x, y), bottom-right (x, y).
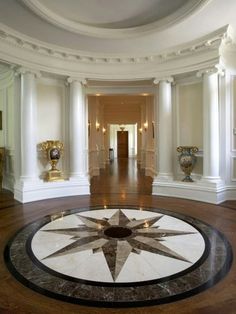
top-left (0, 24), bottom-right (230, 79)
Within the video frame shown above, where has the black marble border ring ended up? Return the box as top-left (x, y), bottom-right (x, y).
top-left (4, 205), bottom-right (233, 308)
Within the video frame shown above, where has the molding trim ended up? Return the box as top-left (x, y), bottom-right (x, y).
top-left (0, 24), bottom-right (228, 79)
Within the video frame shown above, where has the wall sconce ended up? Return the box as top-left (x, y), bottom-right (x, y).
top-left (96, 122), bottom-right (100, 131)
top-left (144, 122), bottom-right (148, 131)
top-left (102, 127), bottom-right (106, 134)
top-left (139, 128), bottom-right (143, 134)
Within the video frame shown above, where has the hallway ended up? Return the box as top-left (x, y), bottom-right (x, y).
top-left (90, 158), bottom-right (153, 195)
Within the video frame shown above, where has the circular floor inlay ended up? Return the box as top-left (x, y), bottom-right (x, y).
top-left (4, 206), bottom-right (233, 308)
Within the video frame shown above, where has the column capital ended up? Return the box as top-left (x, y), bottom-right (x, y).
top-left (15, 66), bottom-right (41, 78)
top-left (196, 65), bottom-right (225, 78)
top-left (153, 77), bottom-right (174, 85)
top-left (67, 77), bottom-right (87, 85)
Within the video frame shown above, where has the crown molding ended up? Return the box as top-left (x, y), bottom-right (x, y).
top-left (0, 24), bottom-right (228, 80)
top-left (21, 0), bottom-right (211, 39)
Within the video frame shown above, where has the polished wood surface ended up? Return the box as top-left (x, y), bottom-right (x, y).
top-left (91, 158), bottom-right (152, 195)
top-left (0, 158), bottom-right (236, 314)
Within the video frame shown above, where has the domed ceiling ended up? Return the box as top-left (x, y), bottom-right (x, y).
top-left (0, 0), bottom-right (236, 78)
top-left (0, 0), bottom-right (236, 56)
top-left (21, 0), bottom-right (203, 38)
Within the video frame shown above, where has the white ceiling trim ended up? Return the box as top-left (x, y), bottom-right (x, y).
top-left (21, 0), bottom-right (210, 39)
top-left (0, 23), bottom-right (229, 65)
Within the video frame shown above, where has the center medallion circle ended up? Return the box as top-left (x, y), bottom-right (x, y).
top-left (104, 226), bottom-right (132, 238)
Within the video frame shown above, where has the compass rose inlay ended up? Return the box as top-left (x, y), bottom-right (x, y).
top-left (5, 206), bottom-right (232, 307)
top-left (31, 208), bottom-right (205, 283)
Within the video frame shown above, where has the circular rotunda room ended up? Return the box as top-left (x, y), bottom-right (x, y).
top-left (0, 0), bottom-right (236, 313)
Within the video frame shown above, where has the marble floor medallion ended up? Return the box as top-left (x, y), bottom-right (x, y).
top-left (4, 206), bottom-right (233, 307)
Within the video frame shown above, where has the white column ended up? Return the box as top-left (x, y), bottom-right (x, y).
top-left (197, 68), bottom-right (222, 183)
top-left (18, 67), bottom-right (40, 182)
top-left (67, 77), bottom-right (89, 181)
top-left (153, 77), bottom-right (174, 181)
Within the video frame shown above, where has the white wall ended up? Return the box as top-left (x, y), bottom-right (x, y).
top-left (175, 80), bottom-right (203, 178)
top-left (232, 76), bottom-right (236, 181)
top-left (0, 67), bottom-right (15, 191)
top-left (36, 78), bottom-right (67, 178)
top-left (233, 77), bottom-right (236, 151)
top-left (177, 82), bottom-right (203, 148)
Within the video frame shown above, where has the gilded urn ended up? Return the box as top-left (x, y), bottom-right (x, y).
top-left (39, 140), bottom-right (64, 182)
top-left (177, 146), bottom-right (198, 182)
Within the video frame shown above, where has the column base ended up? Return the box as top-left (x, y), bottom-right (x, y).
top-left (14, 177), bottom-right (90, 203)
top-left (152, 179), bottom-right (231, 204)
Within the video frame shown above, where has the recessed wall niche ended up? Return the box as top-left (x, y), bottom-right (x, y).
top-left (177, 82), bottom-right (203, 149)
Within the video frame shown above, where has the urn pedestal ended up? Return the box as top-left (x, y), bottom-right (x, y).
top-left (177, 146), bottom-right (198, 182)
top-left (39, 140), bottom-right (64, 182)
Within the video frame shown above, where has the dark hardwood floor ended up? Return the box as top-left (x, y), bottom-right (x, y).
top-left (90, 158), bottom-right (153, 195)
top-left (0, 158), bottom-right (236, 314)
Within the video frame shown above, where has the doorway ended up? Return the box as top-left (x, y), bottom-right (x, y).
top-left (109, 124), bottom-right (137, 159)
top-left (117, 131), bottom-right (128, 158)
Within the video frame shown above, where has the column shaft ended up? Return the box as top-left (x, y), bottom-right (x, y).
top-left (202, 72), bottom-right (220, 181)
top-left (20, 71), bottom-right (38, 180)
top-left (69, 80), bottom-right (87, 178)
top-left (156, 80), bottom-right (173, 180)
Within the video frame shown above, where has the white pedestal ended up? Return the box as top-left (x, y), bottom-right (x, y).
top-left (152, 179), bottom-right (230, 204)
top-left (14, 178), bottom-right (90, 203)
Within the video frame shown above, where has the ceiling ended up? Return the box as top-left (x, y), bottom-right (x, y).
top-left (33, 0), bottom-right (189, 29)
top-left (0, 0), bottom-right (235, 57)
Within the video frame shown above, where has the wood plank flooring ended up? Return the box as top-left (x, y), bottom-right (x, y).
top-left (0, 158), bottom-right (236, 314)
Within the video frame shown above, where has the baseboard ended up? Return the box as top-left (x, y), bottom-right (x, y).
top-left (152, 180), bottom-right (236, 204)
top-left (14, 177), bottom-right (90, 203)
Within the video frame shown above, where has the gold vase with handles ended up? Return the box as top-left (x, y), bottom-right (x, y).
top-left (39, 140), bottom-right (64, 182)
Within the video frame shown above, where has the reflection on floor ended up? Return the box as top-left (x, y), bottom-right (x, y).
top-left (90, 158), bottom-right (153, 195)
